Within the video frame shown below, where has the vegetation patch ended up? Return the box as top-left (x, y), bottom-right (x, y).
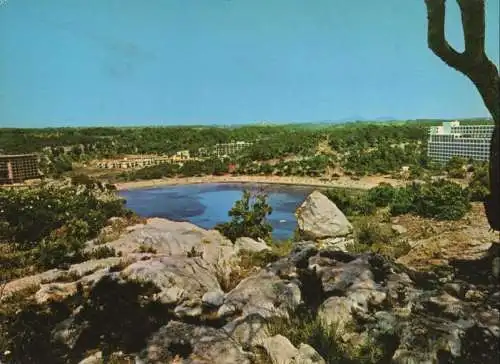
top-left (265, 308), bottom-right (385, 364)
top-left (215, 190), bottom-right (273, 243)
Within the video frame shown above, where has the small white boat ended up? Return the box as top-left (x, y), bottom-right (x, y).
top-left (279, 219), bottom-right (286, 223)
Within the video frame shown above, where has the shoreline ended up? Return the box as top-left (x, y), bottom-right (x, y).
top-left (114, 175), bottom-right (407, 191)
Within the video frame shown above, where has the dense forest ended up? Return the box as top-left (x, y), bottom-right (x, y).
top-left (0, 118), bottom-right (491, 156)
top-left (0, 118), bottom-right (493, 182)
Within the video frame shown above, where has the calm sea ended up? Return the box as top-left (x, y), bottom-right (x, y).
top-left (119, 183), bottom-right (315, 240)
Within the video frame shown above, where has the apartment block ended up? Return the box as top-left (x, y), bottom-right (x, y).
top-left (0, 154), bottom-right (40, 184)
top-left (427, 121), bottom-right (494, 163)
top-left (213, 141), bottom-right (253, 158)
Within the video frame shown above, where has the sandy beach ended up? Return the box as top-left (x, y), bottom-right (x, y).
top-left (114, 174), bottom-right (408, 191)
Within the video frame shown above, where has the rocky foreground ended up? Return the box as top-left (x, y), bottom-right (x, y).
top-left (2, 192), bottom-right (499, 364)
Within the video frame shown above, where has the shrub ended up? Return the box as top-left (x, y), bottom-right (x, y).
top-left (138, 244), bottom-right (157, 254)
top-left (389, 187), bottom-right (415, 216)
top-left (238, 249), bottom-right (280, 269)
top-left (35, 239), bottom-right (87, 270)
top-left (88, 246), bottom-right (118, 260)
top-left (186, 246), bottom-right (203, 258)
top-left (325, 189), bottom-right (376, 216)
top-left (215, 190), bottom-right (273, 243)
top-left (0, 183), bottom-right (130, 270)
top-left (367, 183), bottom-right (396, 207)
top-left (389, 180), bottom-right (470, 221)
top-left (266, 308), bottom-right (384, 364)
top-left (0, 184), bottom-right (129, 249)
top-left (355, 219), bottom-right (394, 246)
top-left (468, 166), bottom-right (489, 202)
top-left (412, 180), bottom-right (470, 220)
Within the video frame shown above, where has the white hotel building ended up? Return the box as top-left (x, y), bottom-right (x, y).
top-left (427, 121), bottom-right (494, 163)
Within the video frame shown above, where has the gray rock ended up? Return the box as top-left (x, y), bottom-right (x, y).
top-left (443, 282), bottom-right (463, 298)
top-left (259, 335), bottom-right (297, 364)
top-left (52, 313), bottom-right (87, 350)
top-left (318, 296), bottom-right (356, 332)
top-left (68, 257), bottom-right (124, 277)
top-left (234, 237), bottom-right (271, 253)
top-left (35, 282), bottom-right (78, 304)
top-left (87, 218), bottom-right (238, 267)
top-left (120, 256), bottom-right (221, 317)
top-left (138, 321), bottom-right (252, 364)
top-left (218, 270), bottom-right (301, 319)
top-left (202, 290), bottom-right (225, 308)
top-left (1, 269), bottom-right (65, 299)
top-left (223, 313), bottom-right (269, 347)
top-left (296, 343), bottom-right (327, 364)
top-left (259, 335), bottom-right (325, 364)
top-left (296, 191), bottom-right (353, 239)
top-left (317, 237), bottom-right (354, 252)
top-left (391, 224), bottom-right (408, 235)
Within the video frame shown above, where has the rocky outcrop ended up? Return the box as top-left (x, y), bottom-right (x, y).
top-left (258, 335), bottom-right (325, 364)
top-left (2, 203), bottom-right (499, 364)
top-left (218, 269), bottom-right (301, 319)
top-left (295, 191), bottom-right (354, 251)
top-left (137, 321), bottom-right (253, 364)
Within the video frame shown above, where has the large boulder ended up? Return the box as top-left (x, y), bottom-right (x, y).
top-left (86, 218), bottom-right (238, 266)
top-left (218, 270), bottom-right (301, 319)
top-left (234, 237), bottom-right (271, 253)
top-left (120, 256), bottom-right (221, 318)
top-left (295, 191), bottom-right (353, 240)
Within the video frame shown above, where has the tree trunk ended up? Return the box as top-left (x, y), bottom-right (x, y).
top-left (425, 0), bottom-right (500, 230)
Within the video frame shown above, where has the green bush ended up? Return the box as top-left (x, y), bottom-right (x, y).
top-left (367, 183), bottom-right (396, 207)
top-left (388, 180), bottom-right (470, 220)
top-left (215, 190), bottom-right (273, 243)
top-left (325, 189), bottom-right (376, 216)
top-left (0, 183), bottom-right (130, 270)
top-left (468, 166), bottom-right (489, 202)
top-left (413, 179), bottom-right (470, 220)
top-left (266, 309), bottom-right (384, 364)
top-left (355, 219), bottom-right (394, 246)
top-left (0, 184), bottom-right (128, 249)
top-left (389, 186), bottom-right (416, 216)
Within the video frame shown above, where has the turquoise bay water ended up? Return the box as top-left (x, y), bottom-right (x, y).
top-left (119, 183), bottom-right (314, 240)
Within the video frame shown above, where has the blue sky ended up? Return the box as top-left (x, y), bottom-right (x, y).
top-left (0, 0), bottom-right (499, 128)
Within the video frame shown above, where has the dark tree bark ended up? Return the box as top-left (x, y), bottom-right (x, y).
top-left (425, 0), bottom-right (500, 230)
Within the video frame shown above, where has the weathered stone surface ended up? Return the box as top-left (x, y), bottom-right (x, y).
top-left (3, 217), bottom-right (499, 363)
top-left (223, 313), bottom-right (268, 347)
top-left (234, 237), bottom-right (271, 253)
top-left (202, 290), bottom-right (225, 308)
top-left (218, 270), bottom-right (301, 319)
top-left (1, 269), bottom-right (65, 299)
top-left (120, 256), bottom-right (221, 313)
top-left (259, 335), bottom-right (325, 364)
top-left (87, 218), bottom-right (237, 266)
top-left (296, 191), bottom-right (353, 239)
top-left (35, 282), bottom-right (78, 304)
top-left (67, 257), bottom-right (124, 277)
top-left (138, 321), bottom-right (252, 364)
top-left (317, 237), bottom-right (354, 252)
top-left (296, 343), bottom-right (327, 364)
top-left (52, 311), bottom-right (87, 350)
top-left (391, 224), bottom-right (408, 235)
top-left (259, 335), bottom-right (297, 364)
top-left (318, 296), bottom-right (356, 331)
